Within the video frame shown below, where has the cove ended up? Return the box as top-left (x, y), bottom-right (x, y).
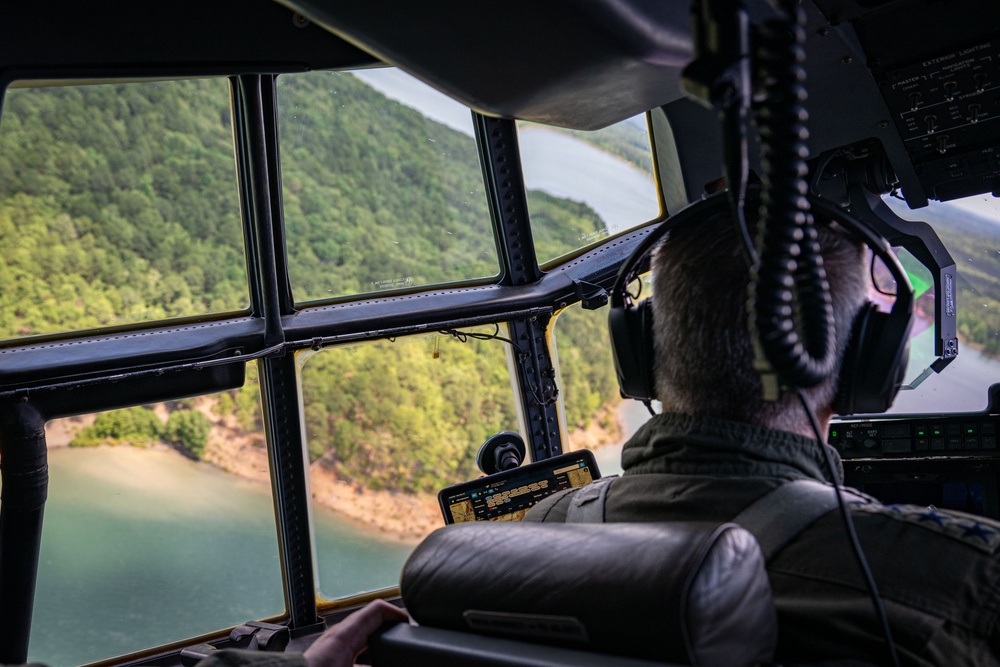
top-left (28, 446), bottom-right (412, 666)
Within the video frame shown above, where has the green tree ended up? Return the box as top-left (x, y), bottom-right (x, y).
top-left (70, 406), bottom-right (163, 448)
top-left (165, 410), bottom-right (211, 459)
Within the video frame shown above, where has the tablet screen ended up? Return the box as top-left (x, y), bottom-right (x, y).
top-left (438, 450), bottom-right (601, 524)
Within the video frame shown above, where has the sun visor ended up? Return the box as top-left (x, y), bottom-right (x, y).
top-left (272, 0), bottom-right (693, 130)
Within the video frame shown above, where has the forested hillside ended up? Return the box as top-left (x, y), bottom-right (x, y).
top-left (0, 79), bottom-right (248, 336)
top-left (887, 200), bottom-right (1000, 357)
top-left (0, 74), bottom-right (620, 494)
top-left (277, 72), bottom-right (497, 299)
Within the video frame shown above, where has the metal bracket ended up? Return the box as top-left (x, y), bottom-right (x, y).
top-left (573, 280), bottom-right (609, 310)
top-left (229, 620), bottom-right (291, 652)
top-left (846, 169), bottom-right (959, 370)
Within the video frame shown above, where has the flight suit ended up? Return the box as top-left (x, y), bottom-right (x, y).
top-left (525, 413), bottom-right (1000, 667)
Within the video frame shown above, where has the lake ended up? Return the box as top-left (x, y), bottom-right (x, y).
top-left (29, 446), bottom-right (412, 666)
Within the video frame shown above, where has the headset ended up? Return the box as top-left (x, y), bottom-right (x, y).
top-left (608, 190), bottom-right (914, 416)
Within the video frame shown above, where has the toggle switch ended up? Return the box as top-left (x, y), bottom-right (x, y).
top-left (937, 134), bottom-right (949, 154)
top-left (969, 103), bottom-right (982, 123)
top-left (944, 81), bottom-right (958, 102)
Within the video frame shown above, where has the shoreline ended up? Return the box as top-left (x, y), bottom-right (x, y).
top-left (47, 400), bottom-right (627, 544)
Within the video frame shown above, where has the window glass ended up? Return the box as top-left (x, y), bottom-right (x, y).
top-left (299, 327), bottom-right (520, 599)
top-left (276, 69), bottom-right (498, 302)
top-left (0, 79), bottom-right (248, 340)
top-left (551, 193), bottom-right (1000, 440)
top-left (31, 378), bottom-right (281, 666)
top-left (553, 300), bottom-right (653, 477)
top-left (881, 194), bottom-right (1000, 414)
top-left (518, 115), bottom-right (660, 264)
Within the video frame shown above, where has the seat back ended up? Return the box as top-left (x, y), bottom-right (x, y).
top-left (384, 522), bottom-right (777, 666)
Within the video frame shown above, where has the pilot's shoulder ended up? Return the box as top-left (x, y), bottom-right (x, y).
top-left (852, 502), bottom-right (1000, 554)
top-left (523, 486), bottom-right (580, 522)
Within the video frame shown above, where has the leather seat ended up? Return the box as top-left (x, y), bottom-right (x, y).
top-left (370, 521), bottom-right (777, 666)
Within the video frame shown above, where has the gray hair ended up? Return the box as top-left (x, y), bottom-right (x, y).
top-left (650, 208), bottom-right (867, 431)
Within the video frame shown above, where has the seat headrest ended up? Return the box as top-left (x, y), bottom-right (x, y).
top-left (400, 522), bottom-right (776, 666)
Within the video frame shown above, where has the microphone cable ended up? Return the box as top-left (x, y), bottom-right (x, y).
top-left (795, 388), bottom-right (900, 667)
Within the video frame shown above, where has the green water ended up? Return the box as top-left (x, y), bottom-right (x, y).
top-left (28, 447), bottom-right (413, 667)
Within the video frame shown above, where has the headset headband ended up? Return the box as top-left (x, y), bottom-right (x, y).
top-left (613, 193), bottom-right (913, 310)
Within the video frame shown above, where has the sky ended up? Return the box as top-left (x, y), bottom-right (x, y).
top-left (946, 192), bottom-right (1000, 221)
top-left (352, 68), bottom-right (476, 136)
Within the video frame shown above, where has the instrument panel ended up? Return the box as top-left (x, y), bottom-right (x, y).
top-left (829, 414), bottom-right (999, 458)
top-left (830, 409), bottom-right (1000, 519)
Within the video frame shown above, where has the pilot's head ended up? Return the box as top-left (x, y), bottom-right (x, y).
top-left (649, 208), bottom-right (867, 436)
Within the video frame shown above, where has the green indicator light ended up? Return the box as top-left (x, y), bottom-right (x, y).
top-left (831, 430), bottom-right (838, 438)
top-left (934, 429), bottom-right (942, 436)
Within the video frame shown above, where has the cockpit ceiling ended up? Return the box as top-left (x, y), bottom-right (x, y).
top-left (277, 0), bottom-right (1000, 207)
top-left (0, 0), bottom-right (997, 206)
top-left (270, 0), bottom-right (695, 131)
top-left (0, 0), bottom-right (378, 79)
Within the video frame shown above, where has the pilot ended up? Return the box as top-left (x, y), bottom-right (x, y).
top-left (525, 206), bottom-right (1000, 666)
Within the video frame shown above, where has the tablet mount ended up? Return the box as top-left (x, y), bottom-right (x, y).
top-left (476, 432), bottom-right (526, 475)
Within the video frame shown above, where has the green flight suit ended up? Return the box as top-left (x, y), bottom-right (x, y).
top-left (525, 413), bottom-right (1000, 666)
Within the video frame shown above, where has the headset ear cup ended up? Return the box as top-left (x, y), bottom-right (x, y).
top-left (834, 302), bottom-right (912, 416)
top-left (833, 303), bottom-right (874, 416)
top-left (609, 299), bottom-right (656, 402)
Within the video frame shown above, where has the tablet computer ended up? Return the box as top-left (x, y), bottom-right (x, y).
top-left (438, 449), bottom-right (601, 524)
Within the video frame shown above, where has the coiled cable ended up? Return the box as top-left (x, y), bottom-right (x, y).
top-left (751, 0), bottom-right (836, 389)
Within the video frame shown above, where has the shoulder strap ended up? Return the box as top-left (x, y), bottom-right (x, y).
top-left (733, 479), bottom-right (868, 562)
top-left (565, 476), bottom-right (617, 523)
top-left (564, 475), bottom-right (867, 562)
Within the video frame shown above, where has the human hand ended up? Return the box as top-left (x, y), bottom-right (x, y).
top-left (303, 600), bottom-right (409, 667)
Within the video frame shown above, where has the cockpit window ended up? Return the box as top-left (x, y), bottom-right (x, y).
top-left (275, 69), bottom-right (498, 303)
top-left (882, 194), bottom-right (1000, 414)
top-left (518, 115), bottom-right (661, 264)
top-left (553, 299), bottom-right (654, 477)
top-left (32, 382), bottom-right (282, 666)
top-left (0, 78), bottom-right (249, 341)
top-left (297, 327), bottom-right (520, 600)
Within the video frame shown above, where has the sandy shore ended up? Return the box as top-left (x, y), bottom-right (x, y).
top-left (46, 397), bottom-right (623, 543)
top-left (183, 402), bottom-right (444, 543)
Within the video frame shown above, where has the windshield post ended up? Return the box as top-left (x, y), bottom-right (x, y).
top-left (0, 400), bottom-right (47, 664)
